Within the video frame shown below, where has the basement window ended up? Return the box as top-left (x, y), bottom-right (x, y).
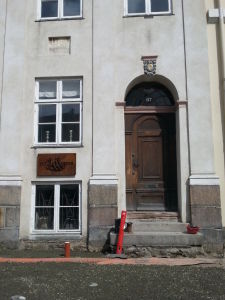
top-left (32, 183), bottom-right (81, 233)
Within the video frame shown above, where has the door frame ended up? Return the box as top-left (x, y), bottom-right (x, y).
top-left (119, 75), bottom-right (190, 223)
top-left (125, 106), bottom-right (177, 212)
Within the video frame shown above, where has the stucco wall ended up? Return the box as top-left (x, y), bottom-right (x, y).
top-left (0, 0), bottom-right (26, 175)
top-left (19, 0), bottom-right (93, 238)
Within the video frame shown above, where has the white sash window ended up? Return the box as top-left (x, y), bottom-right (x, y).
top-left (125, 0), bottom-right (172, 16)
top-left (34, 78), bottom-right (82, 146)
top-left (32, 183), bottom-right (81, 233)
top-left (38, 0), bottom-right (82, 20)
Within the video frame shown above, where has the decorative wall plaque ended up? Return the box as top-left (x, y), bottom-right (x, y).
top-left (37, 153), bottom-right (76, 176)
top-left (48, 37), bottom-right (71, 55)
top-left (141, 55), bottom-right (158, 76)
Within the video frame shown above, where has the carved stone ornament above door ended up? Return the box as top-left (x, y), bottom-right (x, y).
top-left (141, 56), bottom-right (158, 76)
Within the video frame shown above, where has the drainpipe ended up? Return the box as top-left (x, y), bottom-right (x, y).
top-left (218, 0), bottom-right (225, 95)
top-left (217, 0), bottom-right (225, 173)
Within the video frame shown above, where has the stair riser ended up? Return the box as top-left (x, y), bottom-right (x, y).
top-left (130, 223), bottom-right (188, 233)
top-left (110, 233), bottom-right (203, 247)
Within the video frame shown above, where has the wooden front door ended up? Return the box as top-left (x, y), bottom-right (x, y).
top-left (125, 114), bottom-right (177, 211)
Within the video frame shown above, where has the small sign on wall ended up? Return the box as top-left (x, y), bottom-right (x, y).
top-left (37, 154), bottom-right (76, 176)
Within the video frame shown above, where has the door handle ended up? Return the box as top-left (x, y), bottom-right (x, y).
top-left (132, 153), bottom-right (138, 175)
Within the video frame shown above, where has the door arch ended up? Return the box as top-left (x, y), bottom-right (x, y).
top-left (125, 81), bottom-right (178, 212)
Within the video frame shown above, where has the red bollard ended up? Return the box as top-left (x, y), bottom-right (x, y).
top-left (116, 210), bottom-right (127, 255)
top-left (64, 242), bottom-right (70, 258)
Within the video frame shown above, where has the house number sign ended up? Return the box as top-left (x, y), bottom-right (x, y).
top-left (37, 153), bottom-right (76, 176)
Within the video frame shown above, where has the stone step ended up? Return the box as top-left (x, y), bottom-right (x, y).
top-left (127, 221), bottom-right (188, 233)
top-left (110, 232), bottom-right (203, 247)
top-left (127, 211), bottom-right (178, 221)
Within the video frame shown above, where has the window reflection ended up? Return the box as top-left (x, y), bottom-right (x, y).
top-left (62, 80), bottom-right (80, 99)
top-left (35, 185), bottom-right (54, 230)
top-left (41, 1), bottom-right (58, 18)
top-left (63, 0), bottom-right (81, 16)
top-left (39, 81), bottom-right (57, 99)
top-left (128, 0), bottom-right (145, 13)
top-left (151, 0), bottom-right (169, 12)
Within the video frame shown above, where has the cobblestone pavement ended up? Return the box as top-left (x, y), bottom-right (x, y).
top-left (0, 254), bottom-right (225, 300)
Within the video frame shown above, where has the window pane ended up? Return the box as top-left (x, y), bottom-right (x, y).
top-left (60, 207), bottom-right (79, 229)
top-left (39, 81), bottom-right (57, 99)
top-left (35, 208), bottom-right (54, 230)
top-left (61, 124), bottom-right (79, 142)
top-left (62, 104), bottom-right (80, 122)
top-left (62, 80), bottom-right (80, 99)
top-left (60, 184), bottom-right (79, 206)
top-left (41, 0), bottom-right (58, 18)
top-left (36, 185), bottom-right (54, 206)
top-left (128, 0), bottom-right (145, 13)
top-left (39, 105), bottom-right (56, 123)
top-left (38, 124), bottom-right (56, 142)
top-left (151, 0), bottom-right (169, 12)
top-left (63, 0), bottom-right (81, 16)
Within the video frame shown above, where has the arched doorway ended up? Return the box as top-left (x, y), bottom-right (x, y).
top-left (125, 82), bottom-right (178, 212)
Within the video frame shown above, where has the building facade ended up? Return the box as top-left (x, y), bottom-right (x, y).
top-left (0, 0), bottom-right (223, 253)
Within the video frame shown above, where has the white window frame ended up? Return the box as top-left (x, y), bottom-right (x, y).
top-left (37, 0), bottom-right (83, 20)
top-left (34, 78), bottom-right (83, 147)
top-left (124, 0), bottom-right (172, 16)
top-left (31, 182), bottom-right (81, 234)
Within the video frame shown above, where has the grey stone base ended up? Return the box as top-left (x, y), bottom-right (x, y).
top-left (19, 237), bottom-right (87, 251)
top-left (114, 246), bottom-right (206, 258)
top-left (0, 185), bottom-right (21, 248)
top-left (88, 226), bottom-right (113, 251)
top-left (0, 237), bottom-right (19, 250)
top-left (189, 184), bottom-right (223, 256)
top-left (190, 185), bottom-right (222, 228)
top-left (201, 228), bottom-right (224, 256)
top-left (88, 183), bottom-right (118, 251)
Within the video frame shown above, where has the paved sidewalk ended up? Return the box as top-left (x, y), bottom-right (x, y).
top-left (1, 260), bottom-right (225, 299)
top-left (0, 256), bottom-right (224, 267)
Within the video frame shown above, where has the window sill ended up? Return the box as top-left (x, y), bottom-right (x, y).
top-left (35, 16), bottom-right (84, 22)
top-left (123, 13), bottom-right (174, 18)
top-left (30, 233), bottom-right (82, 240)
top-left (31, 144), bottom-right (84, 149)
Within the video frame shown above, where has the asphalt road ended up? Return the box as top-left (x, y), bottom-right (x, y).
top-left (1, 263), bottom-right (225, 300)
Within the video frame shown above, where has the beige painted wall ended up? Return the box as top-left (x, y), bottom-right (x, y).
top-left (205, 0), bottom-right (225, 226)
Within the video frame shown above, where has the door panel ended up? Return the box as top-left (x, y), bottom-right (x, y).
top-left (125, 132), bottom-right (136, 210)
top-left (125, 113), bottom-right (177, 212)
top-left (125, 133), bottom-right (133, 188)
top-left (139, 137), bottom-right (163, 180)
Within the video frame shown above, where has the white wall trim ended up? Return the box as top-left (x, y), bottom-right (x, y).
top-left (89, 175), bottom-right (118, 185)
top-left (189, 174), bottom-right (220, 186)
top-left (0, 176), bottom-right (22, 186)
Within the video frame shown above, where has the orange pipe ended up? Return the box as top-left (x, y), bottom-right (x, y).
top-left (64, 242), bottom-right (70, 258)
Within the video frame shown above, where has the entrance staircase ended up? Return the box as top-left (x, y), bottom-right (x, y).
top-left (110, 212), bottom-right (204, 257)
